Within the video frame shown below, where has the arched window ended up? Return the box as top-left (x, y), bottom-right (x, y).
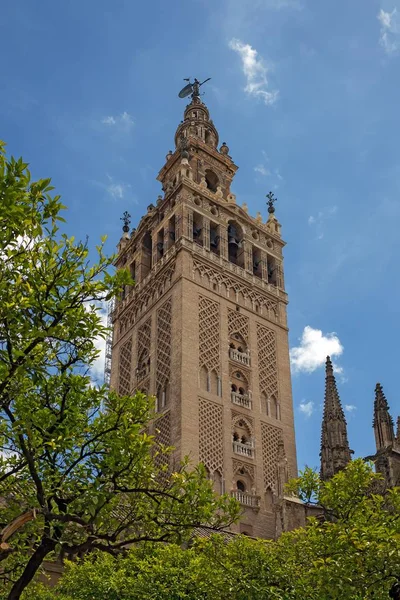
top-left (210, 221), bottom-right (220, 256)
top-left (156, 229), bottom-right (164, 261)
top-left (237, 480), bottom-right (246, 492)
top-left (168, 214), bottom-right (176, 246)
top-left (156, 385), bottom-right (168, 411)
top-left (227, 222), bottom-right (245, 268)
top-left (137, 350), bottom-right (150, 381)
top-left (232, 418), bottom-right (253, 457)
top-left (210, 370), bottom-right (218, 395)
top-left (192, 212), bottom-right (203, 246)
top-left (267, 255), bottom-right (278, 286)
top-left (230, 371), bottom-right (248, 396)
top-left (205, 169), bottom-right (218, 192)
top-left (252, 246), bottom-right (262, 279)
top-left (214, 471), bottom-right (223, 494)
top-left (199, 366), bottom-right (209, 391)
top-left (141, 232), bottom-right (152, 279)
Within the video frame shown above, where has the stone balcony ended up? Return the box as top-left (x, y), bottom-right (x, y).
top-left (229, 347), bottom-right (251, 367)
top-left (231, 391), bottom-right (252, 410)
top-left (231, 490), bottom-right (261, 509)
top-left (232, 440), bottom-right (254, 458)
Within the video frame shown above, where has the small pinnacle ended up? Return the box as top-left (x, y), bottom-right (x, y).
top-left (120, 211), bottom-right (131, 234)
top-left (266, 191), bottom-right (277, 214)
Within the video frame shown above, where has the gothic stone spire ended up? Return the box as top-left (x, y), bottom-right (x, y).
top-left (373, 382), bottom-right (395, 450)
top-left (320, 356), bottom-right (352, 481)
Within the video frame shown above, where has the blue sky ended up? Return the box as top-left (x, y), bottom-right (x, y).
top-left (1, 0), bottom-right (399, 470)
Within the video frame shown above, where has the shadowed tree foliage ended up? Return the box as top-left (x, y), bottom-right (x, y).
top-left (0, 142), bottom-right (240, 600)
top-left (23, 460), bottom-right (400, 600)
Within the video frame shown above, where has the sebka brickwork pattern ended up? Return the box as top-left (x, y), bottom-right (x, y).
top-left (118, 337), bottom-right (132, 395)
top-left (198, 296), bottom-right (220, 374)
top-left (228, 308), bottom-right (249, 344)
top-left (261, 421), bottom-right (283, 490)
top-left (156, 297), bottom-right (172, 393)
top-left (257, 324), bottom-right (279, 400)
top-left (154, 411), bottom-right (171, 470)
top-left (199, 398), bottom-right (224, 475)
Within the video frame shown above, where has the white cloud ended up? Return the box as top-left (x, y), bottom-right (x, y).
top-left (101, 111), bottom-right (134, 132)
top-left (105, 175), bottom-right (131, 200)
top-left (308, 206), bottom-right (337, 240)
top-left (107, 183), bottom-right (124, 199)
top-left (85, 300), bottom-right (108, 386)
top-left (299, 401), bottom-right (314, 418)
top-left (345, 404), bottom-right (357, 412)
top-left (254, 164), bottom-right (270, 176)
top-left (228, 39), bottom-right (278, 105)
top-left (290, 326), bottom-right (344, 374)
top-left (101, 116), bottom-right (116, 125)
top-left (253, 151), bottom-right (283, 188)
top-left (378, 8), bottom-right (400, 55)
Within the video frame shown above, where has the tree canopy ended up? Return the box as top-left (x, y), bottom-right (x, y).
top-left (0, 142), bottom-right (239, 600)
top-left (25, 460), bottom-right (400, 600)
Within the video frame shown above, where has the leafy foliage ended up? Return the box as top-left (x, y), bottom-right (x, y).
top-left (26, 460), bottom-right (400, 600)
top-left (0, 143), bottom-right (239, 600)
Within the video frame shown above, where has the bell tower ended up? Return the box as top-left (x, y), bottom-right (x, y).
top-left (110, 83), bottom-right (298, 539)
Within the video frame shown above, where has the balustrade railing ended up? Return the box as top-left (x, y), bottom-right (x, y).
top-left (231, 490), bottom-right (260, 508)
top-left (232, 440), bottom-right (254, 458)
top-left (229, 347), bottom-right (251, 366)
top-left (231, 392), bottom-right (252, 409)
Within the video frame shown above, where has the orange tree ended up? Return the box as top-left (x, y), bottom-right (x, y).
top-left (0, 142), bottom-right (239, 600)
top-left (25, 460), bottom-right (400, 600)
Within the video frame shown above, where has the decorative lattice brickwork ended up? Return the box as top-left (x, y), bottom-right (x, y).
top-left (156, 298), bottom-right (172, 390)
top-left (257, 324), bottom-right (278, 398)
top-left (137, 318), bottom-right (152, 370)
top-left (228, 308), bottom-right (249, 344)
top-left (193, 259), bottom-right (278, 320)
top-left (154, 412), bottom-right (171, 469)
top-left (261, 422), bottom-right (283, 489)
top-left (199, 399), bottom-right (223, 474)
top-left (118, 337), bottom-right (132, 395)
top-left (199, 296), bottom-right (220, 374)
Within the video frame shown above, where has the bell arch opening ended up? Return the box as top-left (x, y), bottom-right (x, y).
top-left (227, 221), bottom-right (245, 268)
top-left (205, 169), bottom-right (219, 193)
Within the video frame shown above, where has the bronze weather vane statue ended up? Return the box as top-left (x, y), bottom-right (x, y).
top-left (178, 77), bottom-right (211, 100)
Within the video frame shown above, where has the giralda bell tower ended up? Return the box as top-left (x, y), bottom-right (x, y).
top-left (110, 80), bottom-right (298, 539)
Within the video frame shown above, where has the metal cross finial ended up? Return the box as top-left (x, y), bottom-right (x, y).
top-left (121, 211), bottom-right (131, 233)
top-left (266, 191), bottom-right (277, 214)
